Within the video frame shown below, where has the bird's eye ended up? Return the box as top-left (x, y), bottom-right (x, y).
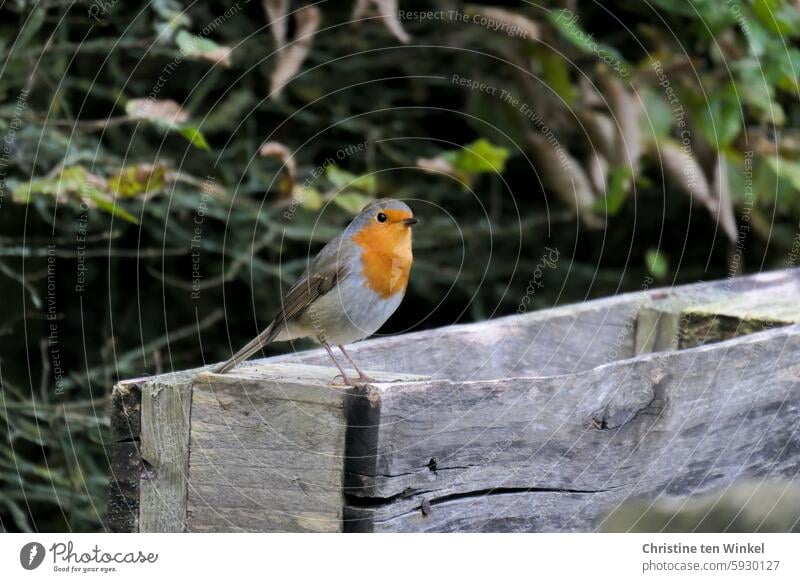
top-left (376, 212), bottom-right (387, 223)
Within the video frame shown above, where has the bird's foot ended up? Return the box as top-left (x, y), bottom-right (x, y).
top-left (330, 373), bottom-right (350, 386)
top-left (330, 373), bottom-right (374, 387)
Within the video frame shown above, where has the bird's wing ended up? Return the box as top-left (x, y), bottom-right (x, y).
top-left (277, 262), bottom-right (347, 323)
top-left (210, 237), bottom-right (354, 374)
top-left (275, 234), bottom-right (353, 324)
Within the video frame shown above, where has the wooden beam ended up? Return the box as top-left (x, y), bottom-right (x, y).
top-left (343, 326), bottom-right (800, 532)
top-left (277, 295), bottom-right (644, 380)
top-left (107, 268), bottom-right (800, 532)
top-left (106, 379), bottom-right (142, 533)
top-left (185, 364), bottom-right (426, 532)
top-left (138, 375), bottom-right (193, 532)
top-left (680, 279), bottom-right (800, 348)
top-left (635, 269), bottom-right (800, 353)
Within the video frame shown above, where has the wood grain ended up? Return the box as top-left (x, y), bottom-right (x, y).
top-left (138, 375), bottom-right (193, 532)
top-left (273, 294), bottom-right (643, 380)
top-left (106, 268), bottom-right (800, 533)
top-left (184, 365), bottom-right (425, 532)
top-left (680, 277), bottom-right (800, 348)
top-left (106, 380), bottom-right (142, 533)
top-left (634, 269), bottom-right (800, 353)
top-left (343, 326), bottom-right (800, 532)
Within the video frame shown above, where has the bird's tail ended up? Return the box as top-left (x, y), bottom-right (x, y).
top-left (210, 322), bottom-right (279, 374)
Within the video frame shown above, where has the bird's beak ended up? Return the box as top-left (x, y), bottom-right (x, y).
top-left (403, 217), bottom-right (420, 226)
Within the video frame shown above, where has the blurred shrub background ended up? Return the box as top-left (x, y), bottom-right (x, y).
top-left (0, 0), bottom-right (799, 531)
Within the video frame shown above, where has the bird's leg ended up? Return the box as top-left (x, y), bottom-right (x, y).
top-left (338, 345), bottom-right (374, 383)
top-left (323, 342), bottom-right (353, 386)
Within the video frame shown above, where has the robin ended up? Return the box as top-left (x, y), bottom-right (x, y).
top-left (211, 198), bottom-right (418, 385)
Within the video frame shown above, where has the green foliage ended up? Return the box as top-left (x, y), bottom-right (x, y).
top-left (645, 249), bottom-right (670, 280)
top-left (443, 138), bottom-right (510, 176)
top-left (326, 166), bottom-right (376, 194)
top-left (752, 0), bottom-right (800, 35)
top-left (107, 165), bottom-right (168, 198)
top-left (13, 166), bottom-right (139, 224)
top-left (594, 166), bottom-right (632, 216)
top-left (0, 383), bottom-right (107, 532)
top-left (695, 82), bottom-right (742, 151)
top-left (548, 8), bottom-right (628, 73)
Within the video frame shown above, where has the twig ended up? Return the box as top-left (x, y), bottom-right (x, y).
top-left (146, 231), bottom-right (280, 292)
top-left (0, 247), bottom-right (187, 258)
top-left (0, 259), bottom-right (43, 307)
top-left (58, 309), bottom-right (225, 390)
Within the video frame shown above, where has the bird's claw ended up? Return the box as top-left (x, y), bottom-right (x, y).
top-left (331, 373), bottom-right (349, 386)
top-left (330, 373), bottom-right (374, 387)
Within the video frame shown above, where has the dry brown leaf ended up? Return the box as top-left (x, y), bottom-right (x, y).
top-left (467, 6), bottom-right (541, 42)
top-left (578, 110), bottom-right (616, 161)
top-left (416, 156), bottom-right (460, 180)
top-left (175, 30), bottom-right (234, 68)
top-left (168, 171), bottom-right (227, 197)
top-left (126, 99), bottom-right (188, 124)
top-left (587, 151), bottom-right (609, 198)
top-left (599, 76), bottom-right (643, 172)
top-left (259, 141), bottom-right (296, 177)
top-left (263, 0), bottom-right (289, 50)
top-left (579, 77), bottom-right (605, 108)
top-left (352, 0), bottom-right (411, 44)
top-left (260, 141), bottom-right (296, 199)
top-left (527, 132), bottom-right (603, 228)
top-left (201, 46), bottom-right (233, 67)
top-left (660, 142), bottom-right (738, 245)
top-left (352, 0), bottom-right (371, 19)
top-left (711, 154), bottom-right (739, 244)
top-left (270, 5), bottom-right (322, 99)
top-left (659, 141), bottom-right (714, 211)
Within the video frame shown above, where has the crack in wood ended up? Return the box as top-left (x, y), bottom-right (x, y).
top-left (347, 484), bottom-right (623, 509)
top-left (346, 484), bottom-right (627, 528)
top-left (345, 487), bottom-right (431, 507)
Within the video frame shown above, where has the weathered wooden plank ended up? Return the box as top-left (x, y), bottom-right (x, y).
top-left (281, 270), bottom-right (800, 377)
top-left (106, 442), bottom-right (142, 533)
top-left (106, 380), bottom-right (143, 533)
top-left (138, 375), bottom-right (193, 532)
top-left (679, 277), bottom-right (800, 348)
top-left (278, 297), bottom-right (643, 380)
top-left (107, 269), bottom-right (800, 532)
top-left (343, 325), bottom-right (800, 532)
top-left (185, 364), bottom-right (425, 533)
top-left (346, 489), bottom-right (621, 533)
top-left (636, 269), bottom-right (800, 353)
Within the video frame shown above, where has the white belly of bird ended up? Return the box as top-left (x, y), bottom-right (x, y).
top-left (281, 273), bottom-right (405, 346)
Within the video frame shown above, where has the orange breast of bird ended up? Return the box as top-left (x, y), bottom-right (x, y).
top-left (351, 210), bottom-right (414, 299)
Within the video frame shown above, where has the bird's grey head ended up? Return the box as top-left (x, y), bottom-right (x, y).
top-left (345, 198), bottom-right (417, 233)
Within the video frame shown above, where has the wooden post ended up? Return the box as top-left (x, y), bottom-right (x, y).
top-left (107, 364), bottom-right (425, 532)
top-left (343, 326), bottom-right (800, 532)
top-left (679, 280), bottom-right (800, 348)
top-left (107, 269), bottom-right (800, 533)
top-left (107, 379), bottom-right (143, 533)
top-left (139, 375), bottom-right (193, 532)
top-left (635, 269), bottom-right (800, 353)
